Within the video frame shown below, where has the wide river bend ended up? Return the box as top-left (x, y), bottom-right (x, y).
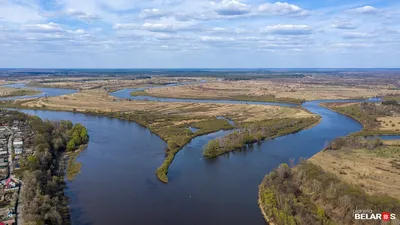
top-left (2, 85), bottom-right (391, 225)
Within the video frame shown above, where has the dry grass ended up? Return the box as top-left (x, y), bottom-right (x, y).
top-left (378, 117), bottom-right (400, 131)
top-left (145, 79), bottom-right (400, 101)
top-left (310, 147), bottom-right (400, 200)
top-left (383, 140), bottom-right (400, 146)
top-left (20, 89), bottom-right (314, 123)
top-left (26, 77), bottom-right (210, 92)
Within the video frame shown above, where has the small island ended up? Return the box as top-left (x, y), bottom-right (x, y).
top-left (203, 117), bottom-right (320, 158)
top-left (0, 87), bottom-right (41, 98)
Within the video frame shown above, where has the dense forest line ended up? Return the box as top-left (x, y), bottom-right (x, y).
top-left (0, 110), bottom-right (89, 225)
top-left (203, 117), bottom-right (319, 158)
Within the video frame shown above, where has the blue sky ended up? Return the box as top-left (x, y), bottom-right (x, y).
top-left (1, 0), bottom-right (400, 68)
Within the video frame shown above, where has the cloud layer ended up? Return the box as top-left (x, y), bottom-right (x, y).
top-left (0, 0), bottom-right (400, 68)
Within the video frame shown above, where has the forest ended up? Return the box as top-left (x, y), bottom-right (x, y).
top-left (0, 110), bottom-right (89, 225)
top-left (259, 161), bottom-right (400, 225)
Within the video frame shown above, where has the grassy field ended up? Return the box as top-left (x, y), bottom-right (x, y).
top-left (322, 102), bottom-right (400, 136)
top-left (0, 87), bottom-right (41, 97)
top-left (310, 143), bottom-right (400, 199)
top-left (4, 89), bottom-right (314, 182)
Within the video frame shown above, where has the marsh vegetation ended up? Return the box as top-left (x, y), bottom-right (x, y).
top-left (203, 117), bottom-right (319, 158)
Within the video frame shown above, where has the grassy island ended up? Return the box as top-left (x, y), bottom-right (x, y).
top-left (203, 117), bottom-right (320, 158)
top-left (0, 88), bottom-right (41, 98)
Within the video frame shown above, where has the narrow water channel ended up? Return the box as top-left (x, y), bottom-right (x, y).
top-left (4, 85), bottom-right (392, 225)
top-left (0, 83), bottom-right (76, 100)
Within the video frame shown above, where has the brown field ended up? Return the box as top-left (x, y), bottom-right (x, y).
top-left (19, 89), bottom-right (314, 123)
top-left (23, 76), bottom-right (211, 92)
top-left (378, 117), bottom-right (400, 131)
top-left (310, 147), bottom-right (400, 199)
top-left (144, 78), bottom-right (400, 101)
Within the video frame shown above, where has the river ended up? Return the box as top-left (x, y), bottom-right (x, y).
top-left (4, 85), bottom-right (395, 225)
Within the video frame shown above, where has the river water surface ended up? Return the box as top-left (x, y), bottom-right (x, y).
top-left (4, 86), bottom-right (389, 225)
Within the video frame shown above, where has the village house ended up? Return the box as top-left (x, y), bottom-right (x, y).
top-left (12, 140), bottom-right (22, 147)
top-left (1, 178), bottom-right (19, 190)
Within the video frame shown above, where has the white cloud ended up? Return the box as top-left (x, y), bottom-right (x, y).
top-left (260, 24), bottom-right (313, 35)
top-left (174, 12), bottom-right (214, 21)
top-left (213, 0), bottom-right (251, 16)
top-left (348, 5), bottom-right (379, 14)
top-left (140, 8), bottom-right (169, 19)
top-left (67, 29), bottom-right (86, 34)
top-left (65, 9), bottom-right (100, 21)
top-left (1, 0), bottom-right (400, 67)
top-left (113, 23), bottom-right (139, 30)
top-left (23, 22), bottom-right (64, 33)
top-left (113, 22), bottom-right (198, 33)
top-left (258, 2), bottom-right (309, 16)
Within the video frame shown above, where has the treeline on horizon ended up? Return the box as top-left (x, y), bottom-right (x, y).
top-left (1, 70), bottom-right (307, 80)
top-left (0, 110), bottom-right (89, 225)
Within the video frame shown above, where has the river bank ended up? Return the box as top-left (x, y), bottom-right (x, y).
top-left (66, 144), bottom-right (88, 181)
top-left (321, 101), bottom-right (400, 136)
